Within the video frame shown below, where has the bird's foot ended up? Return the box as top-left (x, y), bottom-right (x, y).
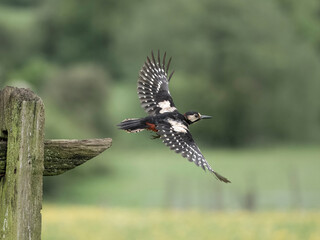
top-left (150, 134), bottom-right (160, 139)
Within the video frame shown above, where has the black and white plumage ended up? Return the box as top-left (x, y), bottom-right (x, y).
top-left (118, 51), bottom-right (230, 183)
top-left (137, 51), bottom-right (176, 116)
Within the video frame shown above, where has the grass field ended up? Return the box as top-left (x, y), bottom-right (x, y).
top-left (43, 144), bottom-right (320, 210)
top-left (42, 140), bottom-right (320, 239)
top-left (42, 205), bottom-right (320, 240)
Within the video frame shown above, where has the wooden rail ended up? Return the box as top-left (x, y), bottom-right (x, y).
top-left (0, 138), bottom-right (112, 176)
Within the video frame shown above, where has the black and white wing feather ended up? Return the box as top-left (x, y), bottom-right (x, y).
top-left (138, 51), bottom-right (177, 116)
top-left (156, 120), bottom-right (230, 183)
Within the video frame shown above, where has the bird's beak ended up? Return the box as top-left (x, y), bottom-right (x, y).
top-left (200, 115), bottom-right (212, 119)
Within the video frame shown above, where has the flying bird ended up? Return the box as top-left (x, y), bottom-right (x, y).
top-left (118, 51), bottom-right (230, 183)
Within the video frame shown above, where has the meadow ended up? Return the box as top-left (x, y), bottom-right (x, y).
top-left (39, 121), bottom-right (320, 240)
top-left (41, 136), bottom-right (320, 239)
top-left (43, 144), bottom-right (320, 210)
top-left (42, 205), bottom-right (320, 240)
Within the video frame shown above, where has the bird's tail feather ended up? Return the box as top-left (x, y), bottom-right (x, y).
top-left (212, 171), bottom-right (231, 183)
top-left (117, 118), bottom-right (145, 133)
top-left (206, 163), bottom-right (231, 183)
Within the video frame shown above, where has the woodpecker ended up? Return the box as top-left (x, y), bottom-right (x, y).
top-left (118, 51), bottom-right (230, 183)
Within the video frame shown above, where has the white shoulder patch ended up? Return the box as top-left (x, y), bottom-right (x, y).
top-left (168, 119), bottom-right (188, 133)
top-left (158, 100), bottom-right (177, 114)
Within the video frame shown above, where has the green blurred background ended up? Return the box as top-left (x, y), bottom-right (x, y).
top-left (0, 0), bottom-right (320, 239)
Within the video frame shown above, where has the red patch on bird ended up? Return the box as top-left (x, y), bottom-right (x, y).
top-left (146, 122), bottom-right (158, 132)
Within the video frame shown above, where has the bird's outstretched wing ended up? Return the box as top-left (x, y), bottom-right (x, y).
top-left (156, 120), bottom-right (231, 183)
top-left (138, 50), bottom-right (177, 116)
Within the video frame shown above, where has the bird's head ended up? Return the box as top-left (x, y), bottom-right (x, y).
top-left (184, 111), bottom-right (212, 124)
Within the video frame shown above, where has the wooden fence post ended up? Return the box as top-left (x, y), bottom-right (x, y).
top-left (0, 86), bottom-right (112, 239)
top-left (0, 87), bottom-right (44, 239)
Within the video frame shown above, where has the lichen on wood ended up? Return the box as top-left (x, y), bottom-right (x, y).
top-left (43, 138), bottom-right (112, 175)
top-left (0, 86), bottom-right (44, 240)
top-left (0, 86), bottom-right (113, 239)
top-left (0, 138), bottom-right (112, 176)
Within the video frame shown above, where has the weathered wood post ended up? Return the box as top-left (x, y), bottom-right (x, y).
top-left (0, 87), bottom-right (44, 240)
top-left (0, 86), bottom-right (112, 239)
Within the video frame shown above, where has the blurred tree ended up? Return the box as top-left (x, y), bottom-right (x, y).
top-left (8, 58), bottom-right (54, 91)
top-left (44, 63), bottom-right (112, 136)
top-left (0, 4), bottom-right (42, 85)
top-left (112, 0), bottom-right (320, 145)
top-left (276, 0), bottom-right (320, 54)
top-left (1, 0), bottom-right (320, 146)
top-left (0, 0), bottom-right (41, 6)
top-left (38, 0), bottom-right (144, 78)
